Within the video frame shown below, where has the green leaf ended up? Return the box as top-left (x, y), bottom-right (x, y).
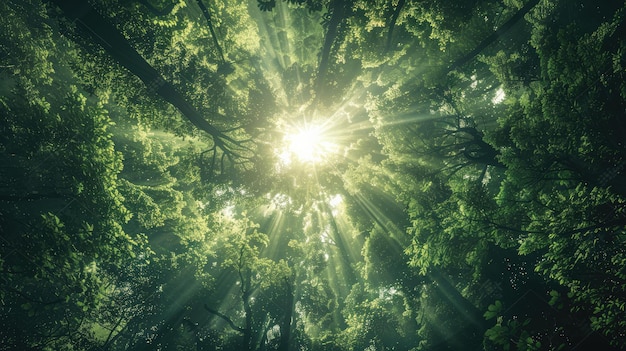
top-left (484, 300), bottom-right (503, 319)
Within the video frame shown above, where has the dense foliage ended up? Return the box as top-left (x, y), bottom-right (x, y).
top-left (1, 0), bottom-right (624, 350)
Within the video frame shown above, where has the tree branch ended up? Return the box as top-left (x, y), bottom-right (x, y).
top-left (195, 0), bottom-right (226, 64)
top-left (138, 0), bottom-right (176, 16)
top-left (204, 304), bottom-right (245, 333)
top-left (46, 0), bottom-right (251, 166)
top-left (385, 0), bottom-right (406, 52)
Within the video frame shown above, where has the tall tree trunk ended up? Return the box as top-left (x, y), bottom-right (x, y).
top-left (239, 267), bottom-right (254, 351)
top-left (315, 0), bottom-right (350, 96)
top-left (326, 206), bottom-right (358, 285)
top-left (277, 279), bottom-right (294, 351)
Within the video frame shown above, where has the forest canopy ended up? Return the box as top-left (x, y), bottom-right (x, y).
top-left (1, 0), bottom-right (625, 350)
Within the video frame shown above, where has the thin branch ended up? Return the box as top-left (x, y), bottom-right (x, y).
top-left (102, 315), bottom-right (126, 348)
top-left (204, 304), bottom-right (245, 333)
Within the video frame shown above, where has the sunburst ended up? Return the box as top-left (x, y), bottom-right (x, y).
top-left (278, 123), bottom-right (338, 166)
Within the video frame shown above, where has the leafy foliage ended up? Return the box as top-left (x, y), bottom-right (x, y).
top-left (2, 0), bottom-right (625, 350)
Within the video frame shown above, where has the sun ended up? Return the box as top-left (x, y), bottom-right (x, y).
top-left (287, 127), bottom-right (323, 162)
top-left (279, 124), bottom-right (337, 165)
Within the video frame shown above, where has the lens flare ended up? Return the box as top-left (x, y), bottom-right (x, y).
top-left (279, 124), bottom-right (337, 165)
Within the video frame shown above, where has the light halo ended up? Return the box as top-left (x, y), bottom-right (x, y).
top-left (278, 122), bottom-right (338, 166)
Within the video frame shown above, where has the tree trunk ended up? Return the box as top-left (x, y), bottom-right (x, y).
top-left (277, 280), bottom-right (294, 351)
top-left (385, 0), bottom-right (406, 51)
top-left (241, 270), bottom-right (254, 351)
top-left (457, 127), bottom-right (505, 168)
top-left (326, 206), bottom-right (358, 285)
top-left (448, 0), bottom-right (540, 72)
top-left (316, 0), bottom-right (350, 95)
